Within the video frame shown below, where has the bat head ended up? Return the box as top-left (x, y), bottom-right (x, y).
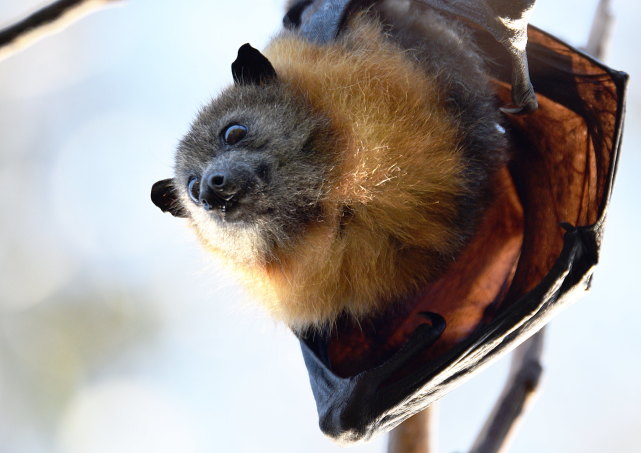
top-left (152, 44), bottom-right (333, 264)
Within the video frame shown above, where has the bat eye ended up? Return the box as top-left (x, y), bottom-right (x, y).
top-left (188, 176), bottom-right (200, 204)
top-left (222, 124), bottom-right (248, 145)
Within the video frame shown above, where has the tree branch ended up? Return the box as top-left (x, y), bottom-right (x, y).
top-left (0, 0), bottom-right (123, 62)
top-left (469, 329), bottom-right (545, 453)
top-left (584, 0), bottom-right (613, 60)
top-left (388, 403), bottom-right (437, 453)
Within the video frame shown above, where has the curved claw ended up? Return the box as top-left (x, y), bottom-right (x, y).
top-left (512, 82), bottom-right (538, 112)
top-left (500, 99), bottom-right (537, 115)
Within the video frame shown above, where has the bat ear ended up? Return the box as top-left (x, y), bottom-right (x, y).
top-left (231, 43), bottom-right (278, 86)
top-left (151, 178), bottom-right (189, 218)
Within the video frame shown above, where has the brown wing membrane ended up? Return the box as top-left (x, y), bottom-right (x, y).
top-left (292, 0), bottom-right (627, 441)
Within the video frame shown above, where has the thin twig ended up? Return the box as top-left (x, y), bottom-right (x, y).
top-left (469, 329), bottom-right (545, 453)
top-left (388, 403), bottom-right (437, 453)
top-left (0, 0), bottom-right (123, 62)
top-left (584, 0), bottom-right (613, 60)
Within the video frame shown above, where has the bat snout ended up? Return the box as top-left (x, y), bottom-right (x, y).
top-left (199, 164), bottom-right (256, 213)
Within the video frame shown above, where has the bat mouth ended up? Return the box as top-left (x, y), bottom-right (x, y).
top-left (206, 198), bottom-right (244, 223)
top-left (203, 193), bottom-right (265, 225)
top-left (201, 192), bottom-right (237, 213)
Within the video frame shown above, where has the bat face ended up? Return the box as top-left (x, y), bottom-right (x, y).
top-left (156, 78), bottom-right (334, 264)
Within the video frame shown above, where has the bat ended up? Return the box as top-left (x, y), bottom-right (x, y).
top-left (151, 0), bottom-right (626, 442)
top-left (151, 0), bottom-right (517, 333)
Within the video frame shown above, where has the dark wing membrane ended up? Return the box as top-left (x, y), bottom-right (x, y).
top-left (288, 0), bottom-right (628, 442)
top-left (284, 0), bottom-right (358, 43)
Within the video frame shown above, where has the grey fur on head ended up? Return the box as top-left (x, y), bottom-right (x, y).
top-left (174, 81), bottom-right (334, 263)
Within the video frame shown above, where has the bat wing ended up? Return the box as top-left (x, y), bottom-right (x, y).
top-left (286, 0), bottom-right (628, 443)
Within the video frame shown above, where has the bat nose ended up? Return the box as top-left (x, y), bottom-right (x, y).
top-left (199, 166), bottom-right (251, 211)
top-left (206, 171), bottom-right (240, 197)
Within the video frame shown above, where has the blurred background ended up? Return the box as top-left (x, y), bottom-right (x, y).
top-left (0, 1), bottom-right (639, 452)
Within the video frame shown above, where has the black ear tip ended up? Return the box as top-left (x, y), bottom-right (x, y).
top-left (151, 179), bottom-right (171, 211)
top-left (151, 178), bottom-right (188, 218)
top-left (231, 42), bottom-right (278, 86)
top-left (238, 43), bottom-right (254, 53)
top-left (235, 44), bottom-right (261, 64)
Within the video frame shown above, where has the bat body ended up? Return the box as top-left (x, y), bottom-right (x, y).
top-left (152, 0), bottom-right (508, 332)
